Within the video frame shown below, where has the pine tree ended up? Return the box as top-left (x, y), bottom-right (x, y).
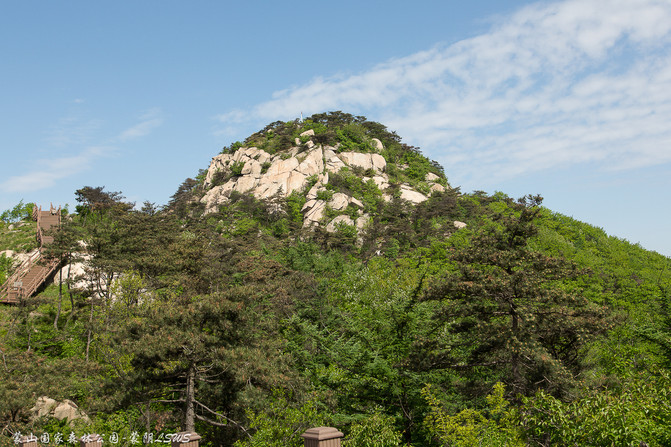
top-left (423, 196), bottom-right (610, 397)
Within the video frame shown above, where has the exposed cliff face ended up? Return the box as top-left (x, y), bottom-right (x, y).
top-left (200, 129), bottom-right (447, 231)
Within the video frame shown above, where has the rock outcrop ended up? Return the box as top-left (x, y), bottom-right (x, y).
top-left (200, 131), bottom-right (448, 231)
top-left (201, 145), bottom-right (327, 213)
top-left (30, 396), bottom-right (90, 425)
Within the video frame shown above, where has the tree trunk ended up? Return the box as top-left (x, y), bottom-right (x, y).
top-left (65, 262), bottom-right (77, 325)
top-left (510, 303), bottom-right (521, 390)
top-left (54, 264), bottom-right (62, 329)
top-left (85, 301), bottom-right (93, 363)
top-left (184, 363), bottom-right (196, 432)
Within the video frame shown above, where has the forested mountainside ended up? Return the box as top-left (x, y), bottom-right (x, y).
top-left (1, 112), bottom-right (670, 446)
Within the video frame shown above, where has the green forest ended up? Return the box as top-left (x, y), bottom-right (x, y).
top-left (1, 113), bottom-right (670, 446)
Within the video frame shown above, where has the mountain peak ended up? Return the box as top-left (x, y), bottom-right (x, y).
top-left (198, 112), bottom-right (449, 231)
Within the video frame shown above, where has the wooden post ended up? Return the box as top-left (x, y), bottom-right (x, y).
top-left (79, 434), bottom-right (103, 447)
top-left (301, 427), bottom-right (344, 447)
top-left (171, 432), bottom-right (201, 447)
top-left (16, 435), bottom-right (38, 447)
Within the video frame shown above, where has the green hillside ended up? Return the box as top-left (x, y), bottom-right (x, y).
top-left (1, 113), bottom-right (670, 446)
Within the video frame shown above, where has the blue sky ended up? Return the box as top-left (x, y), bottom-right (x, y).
top-left (1, 0), bottom-right (670, 257)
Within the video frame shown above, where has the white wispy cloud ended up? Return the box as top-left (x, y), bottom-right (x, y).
top-left (12, 107), bottom-right (163, 195)
top-left (215, 0), bottom-right (671, 187)
top-left (45, 117), bottom-right (103, 147)
top-left (0, 146), bottom-right (113, 193)
top-left (117, 108), bottom-right (163, 141)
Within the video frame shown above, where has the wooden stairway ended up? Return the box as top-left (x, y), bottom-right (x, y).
top-left (0, 204), bottom-right (62, 304)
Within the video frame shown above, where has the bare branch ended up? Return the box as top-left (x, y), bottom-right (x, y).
top-left (193, 400), bottom-right (252, 439)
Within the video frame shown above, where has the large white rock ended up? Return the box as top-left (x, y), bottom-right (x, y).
top-left (0, 250), bottom-right (15, 258)
top-left (201, 185), bottom-right (231, 213)
top-left (286, 171), bottom-right (308, 195)
top-left (255, 171), bottom-right (290, 198)
top-left (337, 152), bottom-right (386, 173)
top-left (363, 175), bottom-right (389, 190)
top-left (265, 157), bottom-right (299, 176)
top-left (300, 129), bottom-right (315, 137)
top-left (324, 148), bottom-right (346, 173)
top-left (200, 145), bottom-right (390, 216)
top-left (425, 172), bottom-right (440, 182)
top-left (241, 159), bottom-right (262, 176)
top-left (203, 154), bottom-right (232, 187)
top-left (400, 186), bottom-right (428, 204)
top-left (254, 182), bottom-right (284, 200)
top-left (371, 154), bottom-right (386, 172)
top-left (430, 183), bottom-right (446, 193)
top-left (339, 152), bottom-right (372, 171)
top-left (297, 147), bottom-right (324, 176)
top-left (371, 138), bottom-right (384, 151)
top-left (31, 397), bottom-right (57, 419)
top-left (53, 261), bottom-right (89, 289)
top-left (454, 221), bottom-right (467, 229)
top-left (303, 200), bottom-right (326, 227)
top-left (262, 171), bottom-right (291, 186)
top-left (53, 400), bottom-right (89, 423)
top-left (355, 214), bottom-right (371, 231)
top-left (329, 193), bottom-right (349, 211)
top-left (30, 397), bottom-right (90, 424)
top-left (234, 175), bottom-right (259, 193)
top-left (306, 184), bottom-right (322, 200)
top-left (256, 150), bottom-right (272, 165)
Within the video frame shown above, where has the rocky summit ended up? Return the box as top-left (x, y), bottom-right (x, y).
top-left (199, 117), bottom-right (448, 231)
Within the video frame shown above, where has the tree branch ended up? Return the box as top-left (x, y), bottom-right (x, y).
top-left (193, 399), bottom-right (252, 439)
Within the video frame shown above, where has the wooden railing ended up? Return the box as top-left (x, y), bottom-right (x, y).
top-left (0, 204), bottom-right (62, 304)
top-left (0, 249), bottom-right (41, 303)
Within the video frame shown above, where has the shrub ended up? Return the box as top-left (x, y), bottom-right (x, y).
top-left (316, 190), bottom-right (333, 201)
top-left (334, 221), bottom-right (358, 243)
top-left (523, 371), bottom-right (671, 446)
top-left (230, 161), bottom-right (246, 177)
top-left (229, 216), bottom-right (258, 236)
top-left (361, 180), bottom-right (383, 213)
top-left (233, 390), bottom-right (328, 447)
top-left (305, 174), bottom-right (319, 191)
top-left (286, 192), bottom-right (307, 224)
top-left (271, 218), bottom-right (290, 238)
top-left (328, 168), bottom-right (364, 198)
top-left (422, 383), bottom-right (524, 447)
top-left (336, 124), bottom-right (375, 152)
top-left (210, 169), bottom-right (230, 187)
top-left (220, 141), bottom-right (243, 154)
top-left (343, 412), bottom-right (402, 447)
top-left (345, 204), bottom-right (359, 221)
top-left (0, 253), bottom-right (15, 284)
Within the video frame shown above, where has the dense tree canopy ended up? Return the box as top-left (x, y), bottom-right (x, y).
top-left (423, 196), bottom-right (611, 398)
